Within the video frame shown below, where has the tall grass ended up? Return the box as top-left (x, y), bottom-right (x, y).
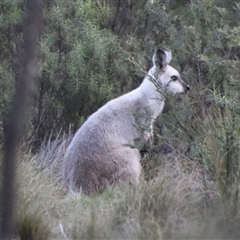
top-left (13, 133), bottom-right (240, 239)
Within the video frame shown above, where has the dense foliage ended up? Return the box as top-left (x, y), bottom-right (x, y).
top-left (1, 0), bottom-right (240, 238)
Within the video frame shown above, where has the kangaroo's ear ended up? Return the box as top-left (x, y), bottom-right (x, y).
top-left (152, 48), bottom-right (172, 70)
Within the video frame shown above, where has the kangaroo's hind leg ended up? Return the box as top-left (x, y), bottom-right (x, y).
top-left (107, 146), bottom-right (142, 186)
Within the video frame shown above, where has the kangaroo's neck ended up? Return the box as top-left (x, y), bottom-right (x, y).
top-left (138, 67), bottom-right (165, 118)
top-left (139, 66), bottom-right (164, 101)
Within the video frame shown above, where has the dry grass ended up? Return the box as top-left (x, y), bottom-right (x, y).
top-left (11, 136), bottom-right (240, 239)
top-left (36, 130), bottom-right (73, 175)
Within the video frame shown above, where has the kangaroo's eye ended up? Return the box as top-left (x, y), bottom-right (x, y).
top-left (171, 76), bottom-right (178, 81)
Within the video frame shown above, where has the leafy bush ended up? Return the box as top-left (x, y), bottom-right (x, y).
top-left (33, 0), bottom-right (132, 143)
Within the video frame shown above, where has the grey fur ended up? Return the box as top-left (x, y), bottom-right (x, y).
top-left (62, 48), bottom-right (190, 194)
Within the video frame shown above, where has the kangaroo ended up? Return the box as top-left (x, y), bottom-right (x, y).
top-left (62, 48), bottom-right (190, 194)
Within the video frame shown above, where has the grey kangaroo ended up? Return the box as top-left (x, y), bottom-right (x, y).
top-left (62, 48), bottom-right (190, 194)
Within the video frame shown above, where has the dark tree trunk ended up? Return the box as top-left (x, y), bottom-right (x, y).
top-left (0, 1), bottom-right (43, 239)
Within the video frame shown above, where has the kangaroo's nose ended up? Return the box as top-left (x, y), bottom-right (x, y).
top-left (186, 85), bottom-right (190, 91)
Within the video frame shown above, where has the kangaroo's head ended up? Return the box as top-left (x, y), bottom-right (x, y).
top-left (152, 48), bottom-right (190, 94)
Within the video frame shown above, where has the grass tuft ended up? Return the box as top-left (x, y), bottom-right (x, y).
top-left (16, 205), bottom-right (51, 240)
